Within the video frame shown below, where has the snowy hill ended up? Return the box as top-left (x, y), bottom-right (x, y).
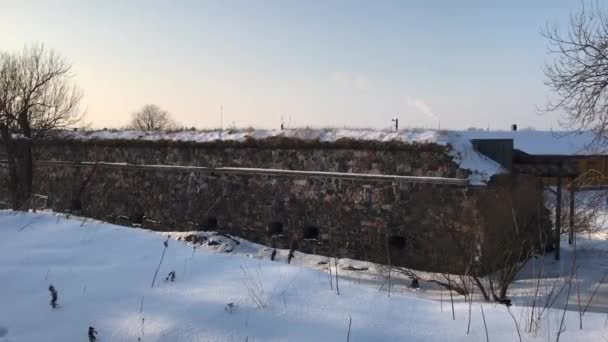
top-left (0, 211), bottom-right (606, 341)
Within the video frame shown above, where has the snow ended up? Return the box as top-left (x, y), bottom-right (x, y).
top-left (55, 128), bottom-right (504, 184)
top-left (459, 130), bottom-right (599, 155)
top-left (58, 128), bottom-right (440, 145)
top-left (1, 211), bottom-right (607, 341)
top-left (511, 232), bottom-right (608, 315)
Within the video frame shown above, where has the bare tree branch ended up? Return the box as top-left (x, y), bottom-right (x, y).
top-left (127, 104), bottom-right (178, 131)
top-left (543, 2), bottom-right (608, 149)
top-left (0, 44), bottom-right (83, 210)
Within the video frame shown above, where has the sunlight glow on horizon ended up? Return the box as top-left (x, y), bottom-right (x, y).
top-left (0, 0), bottom-right (576, 131)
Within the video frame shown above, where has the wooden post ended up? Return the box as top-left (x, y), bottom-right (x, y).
top-left (569, 187), bottom-right (575, 245)
top-left (555, 161), bottom-right (562, 260)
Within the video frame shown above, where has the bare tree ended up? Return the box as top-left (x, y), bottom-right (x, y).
top-left (543, 2), bottom-right (608, 147)
top-left (127, 104), bottom-right (177, 131)
top-left (0, 52), bottom-right (20, 208)
top-left (0, 44), bottom-right (82, 210)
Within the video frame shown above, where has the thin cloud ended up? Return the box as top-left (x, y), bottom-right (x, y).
top-left (406, 96), bottom-right (438, 120)
top-left (330, 72), bottom-right (371, 92)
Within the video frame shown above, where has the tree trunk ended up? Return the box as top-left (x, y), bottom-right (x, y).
top-left (21, 140), bottom-right (33, 210)
top-left (472, 275), bottom-right (491, 301)
top-left (4, 139), bottom-right (34, 211)
top-left (569, 188), bottom-right (575, 245)
top-left (0, 128), bottom-right (21, 210)
top-left (6, 145), bottom-right (19, 210)
top-left (17, 113), bottom-right (34, 211)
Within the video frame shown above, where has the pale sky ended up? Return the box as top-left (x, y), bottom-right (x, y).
top-left (0, 0), bottom-right (580, 130)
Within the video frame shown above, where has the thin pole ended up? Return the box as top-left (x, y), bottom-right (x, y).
top-left (555, 161), bottom-right (562, 260)
top-left (346, 315), bottom-right (352, 342)
top-left (569, 187), bottom-right (575, 245)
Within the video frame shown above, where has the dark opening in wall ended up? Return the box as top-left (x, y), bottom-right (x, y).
top-left (389, 236), bottom-right (406, 249)
top-left (267, 221), bottom-right (283, 236)
top-left (70, 198), bottom-right (82, 212)
top-left (200, 216), bottom-right (218, 230)
top-left (303, 225), bottom-right (319, 239)
top-left (132, 213), bottom-right (144, 225)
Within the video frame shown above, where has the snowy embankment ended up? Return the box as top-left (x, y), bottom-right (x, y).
top-left (508, 190), bottom-right (608, 314)
top-left (1, 212), bottom-right (606, 341)
top-left (56, 128), bottom-right (504, 184)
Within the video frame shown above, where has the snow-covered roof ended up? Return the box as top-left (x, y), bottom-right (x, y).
top-left (58, 128), bottom-right (441, 144)
top-left (59, 128), bottom-right (600, 155)
top-left (56, 127), bottom-right (608, 183)
top-left (458, 130), bottom-right (598, 156)
top-left (55, 128), bottom-right (505, 185)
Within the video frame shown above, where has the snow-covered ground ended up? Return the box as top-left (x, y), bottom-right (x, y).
top-left (508, 190), bottom-right (608, 314)
top-left (1, 211), bottom-right (607, 341)
top-left (512, 230), bottom-right (608, 315)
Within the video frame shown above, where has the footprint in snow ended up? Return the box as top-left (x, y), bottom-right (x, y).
top-left (0, 326), bottom-right (12, 342)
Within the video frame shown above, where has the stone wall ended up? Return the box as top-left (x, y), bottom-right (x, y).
top-left (31, 138), bottom-right (469, 178)
top-left (33, 162), bottom-right (474, 272)
top-left (0, 138), bottom-right (548, 273)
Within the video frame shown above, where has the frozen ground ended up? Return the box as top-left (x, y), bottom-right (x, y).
top-left (512, 230), bottom-right (608, 314)
top-left (508, 190), bottom-right (608, 315)
top-left (174, 220), bottom-right (608, 314)
top-left (1, 211), bottom-right (607, 341)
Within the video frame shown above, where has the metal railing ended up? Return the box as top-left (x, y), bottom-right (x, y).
top-left (0, 159), bottom-right (470, 186)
